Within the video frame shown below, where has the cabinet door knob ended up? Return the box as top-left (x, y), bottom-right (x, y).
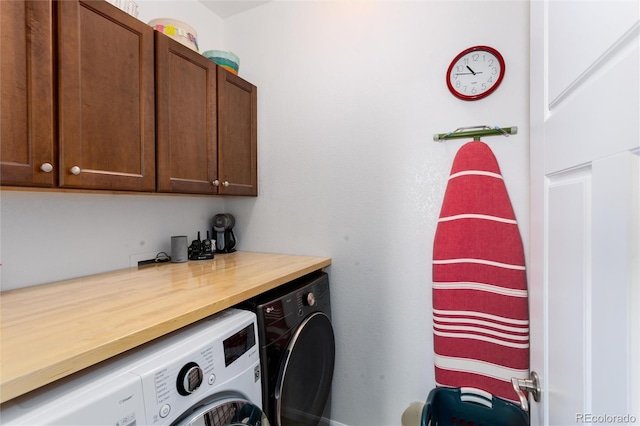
top-left (222, 181), bottom-right (230, 187)
top-left (40, 163), bottom-right (54, 173)
top-left (70, 166), bottom-right (82, 175)
top-left (212, 180), bottom-right (220, 187)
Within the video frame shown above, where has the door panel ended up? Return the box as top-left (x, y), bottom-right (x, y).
top-left (530, 1), bottom-right (640, 424)
top-left (590, 153), bottom-right (638, 416)
top-left (545, 155), bottom-right (639, 423)
top-left (548, 1), bottom-right (638, 102)
top-left (547, 168), bottom-right (590, 425)
top-left (545, 31), bottom-right (639, 173)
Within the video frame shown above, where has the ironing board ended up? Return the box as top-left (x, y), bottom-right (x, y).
top-left (432, 141), bottom-right (529, 404)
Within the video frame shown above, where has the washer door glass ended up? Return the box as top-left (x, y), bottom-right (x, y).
top-left (173, 398), bottom-right (270, 426)
top-left (276, 312), bottom-right (335, 426)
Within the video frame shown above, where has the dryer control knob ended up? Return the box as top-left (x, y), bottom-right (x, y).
top-left (177, 362), bottom-right (204, 396)
top-left (303, 292), bottom-right (316, 307)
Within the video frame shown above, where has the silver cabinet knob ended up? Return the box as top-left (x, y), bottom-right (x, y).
top-left (69, 166), bottom-right (82, 175)
top-left (222, 181), bottom-right (230, 187)
top-left (40, 163), bottom-right (53, 173)
top-left (212, 180), bottom-right (220, 187)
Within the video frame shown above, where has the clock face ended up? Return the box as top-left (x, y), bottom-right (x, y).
top-left (447, 46), bottom-right (505, 101)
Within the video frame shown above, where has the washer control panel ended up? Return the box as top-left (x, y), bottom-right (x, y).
top-left (146, 347), bottom-right (215, 421)
top-left (132, 309), bottom-right (261, 424)
top-left (295, 274), bottom-right (330, 317)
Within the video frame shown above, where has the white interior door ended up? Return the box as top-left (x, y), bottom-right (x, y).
top-left (529, 1), bottom-right (639, 425)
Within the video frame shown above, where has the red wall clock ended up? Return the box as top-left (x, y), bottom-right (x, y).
top-left (446, 45), bottom-right (505, 101)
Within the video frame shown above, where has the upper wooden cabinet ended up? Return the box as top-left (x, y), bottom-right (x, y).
top-left (57, 0), bottom-right (155, 191)
top-left (156, 34), bottom-right (258, 196)
top-left (0, 1), bottom-right (56, 187)
top-left (217, 69), bottom-right (258, 196)
top-left (155, 33), bottom-right (218, 194)
top-left (1, 0), bottom-right (256, 196)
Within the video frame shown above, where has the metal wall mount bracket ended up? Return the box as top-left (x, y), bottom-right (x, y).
top-left (511, 371), bottom-right (541, 412)
top-left (433, 125), bottom-right (518, 142)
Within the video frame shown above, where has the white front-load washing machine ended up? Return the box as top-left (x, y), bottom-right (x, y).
top-left (0, 309), bottom-right (269, 426)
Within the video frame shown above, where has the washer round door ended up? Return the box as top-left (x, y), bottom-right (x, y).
top-left (173, 397), bottom-right (270, 426)
top-left (275, 312), bottom-right (335, 426)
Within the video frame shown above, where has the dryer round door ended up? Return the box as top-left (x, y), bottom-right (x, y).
top-left (173, 397), bottom-right (270, 426)
top-left (275, 312), bottom-right (335, 426)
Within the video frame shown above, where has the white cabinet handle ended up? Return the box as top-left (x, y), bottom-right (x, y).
top-left (222, 181), bottom-right (230, 187)
top-left (40, 163), bottom-right (53, 173)
top-left (212, 180), bottom-right (220, 187)
top-left (70, 166), bottom-right (82, 175)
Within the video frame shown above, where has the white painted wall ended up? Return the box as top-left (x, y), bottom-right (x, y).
top-left (0, 1), bottom-right (227, 289)
top-left (0, 1), bottom-right (529, 425)
top-left (221, 2), bottom-right (529, 425)
top-left (0, 191), bottom-right (226, 288)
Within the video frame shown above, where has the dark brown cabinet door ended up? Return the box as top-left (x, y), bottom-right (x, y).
top-left (57, 0), bottom-right (155, 191)
top-left (217, 69), bottom-right (258, 196)
top-left (155, 33), bottom-right (217, 194)
top-left (0, 0), bottom-right (55, 187)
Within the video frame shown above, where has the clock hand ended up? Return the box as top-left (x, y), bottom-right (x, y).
top-left (466, 66), bottom-right (476, 75)
top-left (455, 72), bottom-right (484, 76)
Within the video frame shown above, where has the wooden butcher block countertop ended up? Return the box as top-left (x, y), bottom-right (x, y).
top-left (0, 251), bottom-right (331, 403)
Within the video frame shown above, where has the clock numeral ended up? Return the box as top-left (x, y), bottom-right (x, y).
top-left (487, 59), bottom-right (494, 66)
top-left (491, 67), bottom-right (498, 75)
top-left (472, 53), bottom-right (479, 62)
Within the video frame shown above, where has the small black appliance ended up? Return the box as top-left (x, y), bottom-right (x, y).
top-left (188, 231), bottom-right (214, 260)
top-left (212, 213), bottom-right (237, 253)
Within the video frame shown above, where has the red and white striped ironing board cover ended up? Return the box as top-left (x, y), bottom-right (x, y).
top-left (432, 141), bottom-right (529, 404)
